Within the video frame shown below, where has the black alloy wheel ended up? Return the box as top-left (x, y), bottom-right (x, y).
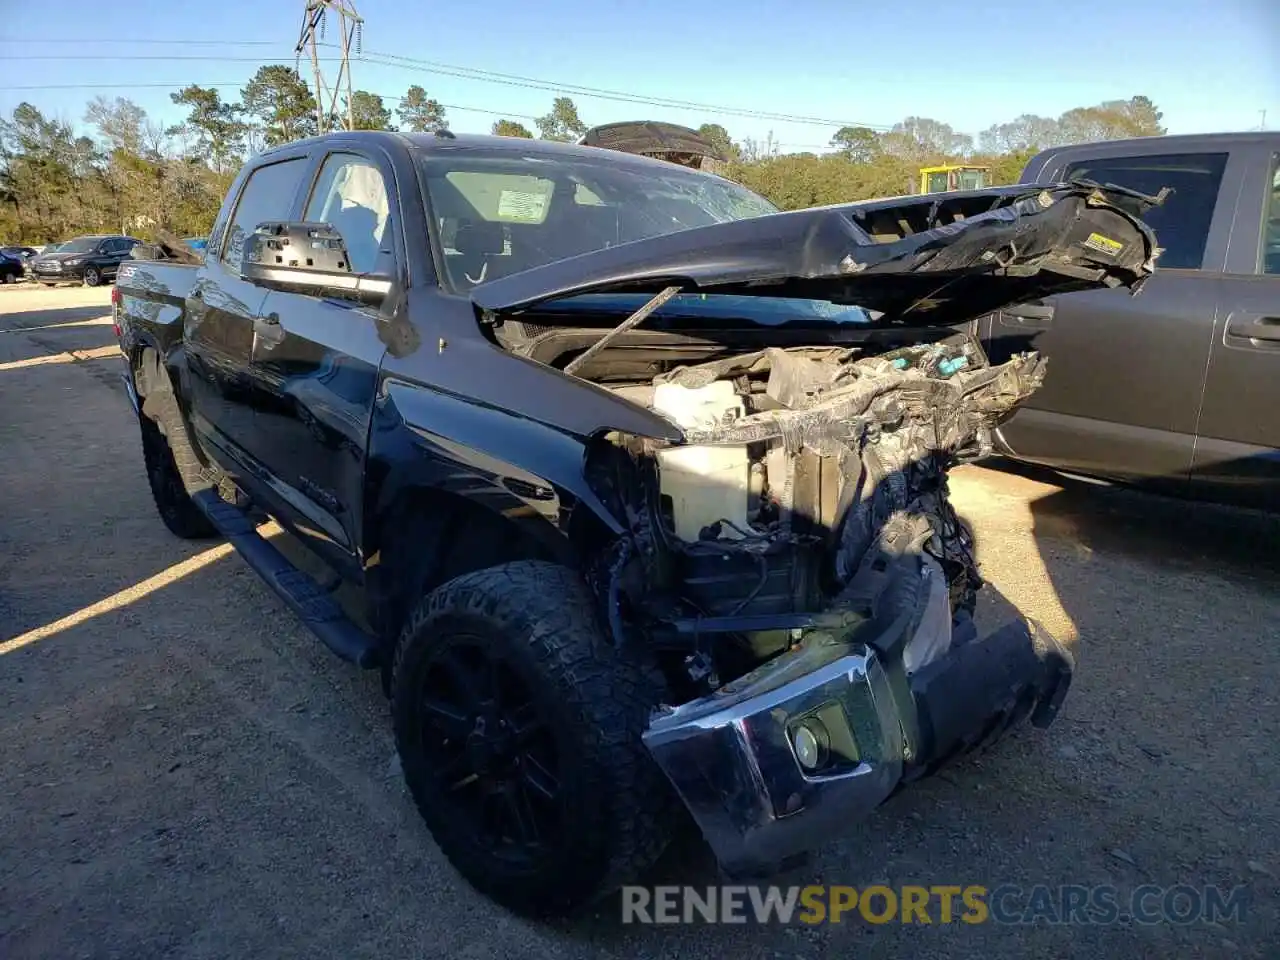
top-left (415, 634), bottom-right (562, 862)
top-left (391, 561), bottom-right (675, 916)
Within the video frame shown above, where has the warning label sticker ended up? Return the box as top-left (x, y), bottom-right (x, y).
top-left (1083, 232), bottom-right (1124, 257)
top-left (497, 189), bottom-right (550, 222)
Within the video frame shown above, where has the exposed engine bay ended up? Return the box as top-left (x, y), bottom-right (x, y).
top-left (478, 179), bottom-right (1160, 707)
top-left (462, 179), bottom-right (1153, 882)
top-left (575, 332), bottom-right (1044, 699)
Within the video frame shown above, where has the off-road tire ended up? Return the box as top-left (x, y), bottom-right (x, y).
top-left (392, 560), bottom-right (675, 917)
top-left (137, 378), bottom-right (217, 540)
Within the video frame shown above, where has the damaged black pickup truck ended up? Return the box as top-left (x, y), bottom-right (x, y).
top-left (113, 132), bottom-right (1158, 916)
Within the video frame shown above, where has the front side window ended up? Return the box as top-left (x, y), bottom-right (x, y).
top-left (221, 158), bottom-right (308, 267)
top-left (1262, 155), bottom-right (1280, 276)
top-left (420, 152), bottom-right (777, 291)
top-left (1062, 152), bottom-right (1227, 270)
top-left (59, 237), bottom-right (101, 254)
top-left (304, 153), bottom-right (391, 274)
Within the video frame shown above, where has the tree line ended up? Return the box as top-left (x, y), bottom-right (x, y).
top-left (0, 63), bottom-right (1166, 244)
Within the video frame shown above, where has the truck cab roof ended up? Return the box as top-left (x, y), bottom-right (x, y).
top-left (256, 129), bottom-right (727, 176)
top-left (1023, 131), bottom-right (1280, 182)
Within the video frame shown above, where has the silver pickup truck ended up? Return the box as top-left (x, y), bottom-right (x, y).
top-left (985, 132), bottom-right (1280, 512)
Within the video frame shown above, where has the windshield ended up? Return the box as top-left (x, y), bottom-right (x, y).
top-left (420, 152), bottom-right (777, 293)
top-left (59, 237), bottom-right (100, 254)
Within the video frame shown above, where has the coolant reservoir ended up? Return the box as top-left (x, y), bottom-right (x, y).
top-left (652, 381), bottom-right (750, 541)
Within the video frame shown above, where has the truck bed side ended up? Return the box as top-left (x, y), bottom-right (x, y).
top-left (114, 259), bottom-right (201, 367)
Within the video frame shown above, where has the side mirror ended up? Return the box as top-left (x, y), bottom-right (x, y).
top-left (239, 220), bottom-right (392, 306)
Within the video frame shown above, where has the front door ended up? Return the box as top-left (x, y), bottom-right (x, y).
top-left (246, 150), bottom-right (395, 575)
top-left (184, 153), bottom-right (315, 487)
top-left (988, 149), bottom-right (1236, 488)
top-left (1191, 148), bottom-right (1280, 511)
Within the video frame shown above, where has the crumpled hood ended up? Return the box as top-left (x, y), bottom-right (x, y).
top-left (472, 181), bottom-right (1161, 328)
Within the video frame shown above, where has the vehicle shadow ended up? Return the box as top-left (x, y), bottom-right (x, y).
top-left (986, 456), bottom-right (1280, 585)
top-left (0, 303), bottom-right (118, 366)
top-left (0, 303), bottom-right (113, 329)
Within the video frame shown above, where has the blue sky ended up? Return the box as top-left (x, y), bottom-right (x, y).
top-left (1, 0), bottom-right (1276, 150)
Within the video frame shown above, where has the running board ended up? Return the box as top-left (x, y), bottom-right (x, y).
top-left (192, 489), bottom-right (379, 668)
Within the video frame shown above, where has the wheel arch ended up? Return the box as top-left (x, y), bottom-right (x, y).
top-left (129, 341), bottom-right (164, 399)
top-left (361, 383), bottom-right (632, 649)
top-left (364, 483), bottom-right (604, 650)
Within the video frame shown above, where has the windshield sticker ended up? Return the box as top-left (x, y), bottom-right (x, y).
top-left (497, 189), bottom-right (550, 222)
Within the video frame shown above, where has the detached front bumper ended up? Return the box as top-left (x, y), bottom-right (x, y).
top-left (643, 606), bottom-right (1074, 877)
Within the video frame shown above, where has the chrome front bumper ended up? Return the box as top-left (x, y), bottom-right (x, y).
top-left (643, 639), bottom-right (906, 876)
top-left (643, 611), bottom-right (1074, 876)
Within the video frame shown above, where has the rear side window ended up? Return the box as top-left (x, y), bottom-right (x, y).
top-left (220, 158), bottom-right (308, 267)
top-left (1062, 152), bottom-right (1228, 270)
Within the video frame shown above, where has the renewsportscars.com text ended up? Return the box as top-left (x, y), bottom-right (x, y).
top-left (621, 884), bottom-right (1249, 926)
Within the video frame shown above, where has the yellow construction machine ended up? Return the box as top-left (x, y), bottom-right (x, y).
top-left (918, 164), bottom-right (990, 194)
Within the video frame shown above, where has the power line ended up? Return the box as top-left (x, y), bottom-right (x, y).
top-left (1, 82), bottom-right (250, 90)
top-left (0, 74), bottom-right (828, 141)
top-left (0, 78), bottom-right (543, 123)
top-left (0, 38), bottom-right (283, 45)
top-left (356, 48), bottom-right (891, 130)
top-left (0, 35), bottom-right (889, 131)
top-left (4, 55), bottom-right (349, 62)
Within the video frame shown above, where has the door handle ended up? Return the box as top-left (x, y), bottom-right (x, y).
top-left (1225, 314), bottom-right (1280, 342)
top-left (998, 301), bottom-right (1055, 327)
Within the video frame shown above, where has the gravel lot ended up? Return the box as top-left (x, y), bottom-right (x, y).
top-left (1, 284), bottom-right (1276, 959)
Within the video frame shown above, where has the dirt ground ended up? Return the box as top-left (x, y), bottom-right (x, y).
top-left (1, 284), bottom-right (1276, 959)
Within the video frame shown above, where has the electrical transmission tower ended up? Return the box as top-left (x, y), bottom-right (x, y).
top-left (295, 0), bottom-right (364, 133)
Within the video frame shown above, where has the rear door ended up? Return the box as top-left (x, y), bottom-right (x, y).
top-left (245, 148), bottom-right (395, 575)
top-left (185, 152), bottom-right (315, 486)
top-left (1190, 145), bottom-right (1280, 511)
top-left (988, 148), bottom-right (1243, 489)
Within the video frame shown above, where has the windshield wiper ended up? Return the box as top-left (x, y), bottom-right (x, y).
top-left (562, 284), bottom-right (682, 376)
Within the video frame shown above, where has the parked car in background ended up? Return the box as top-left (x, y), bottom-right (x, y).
top-left (1, 245), bottom-right (39, 262)
top-left (976, 132), bottom-right (1280, 513)
top-left (29, 234), bottom-right (141, 287)
top-left (848, 132), bottom-right (1279, 515)
top-left (0, 251), bottom-right (25, 283)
